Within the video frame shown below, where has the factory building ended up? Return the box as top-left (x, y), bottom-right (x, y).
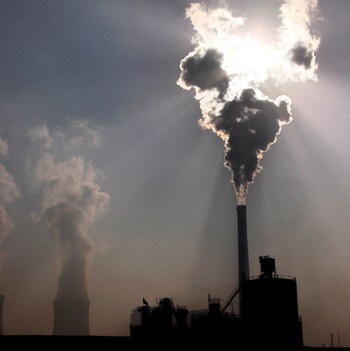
top-left (130, 297), bottom-right (189, 338)
top-left (130, 205), bottom-right (304, 349)
top-left (130, 256), bottom-right (303, 348)
top-left (241, 256), bottom-right (303, 349)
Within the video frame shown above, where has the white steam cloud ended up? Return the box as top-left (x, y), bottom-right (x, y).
top-left (28, 124), bottom-right (53, 151)
top-left (178, 0), bottom-right (320, 204)
top-left (0, 138), bottom-right (20, 290)
top-left (32, 121), bottom-right (109, 299)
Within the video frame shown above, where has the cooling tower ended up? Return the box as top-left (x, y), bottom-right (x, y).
top-left (0, 295), bottom-right (4, 335)
top-left (52, 299), bottom-right (90, 335)
top-left (237, 205), bottom-right (250, 285)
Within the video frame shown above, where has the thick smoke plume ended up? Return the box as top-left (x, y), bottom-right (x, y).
top-left (32, 122), bottom-right (109, 299)
top-left (178, 1), bottom-right (320, 204)
top-left (0, 138), bottom-right (20, 289)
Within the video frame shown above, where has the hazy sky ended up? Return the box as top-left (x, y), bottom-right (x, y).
top-left (0, 0), bottom-right (349, 347)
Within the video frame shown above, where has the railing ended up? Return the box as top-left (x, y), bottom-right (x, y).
top-left (249, 274), bottom-right (296, 281)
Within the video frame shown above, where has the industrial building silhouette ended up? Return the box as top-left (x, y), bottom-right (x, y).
top-left (130, 255), bottom-right (303, 349)
top-left (129, 206), bottom-right (304, 349)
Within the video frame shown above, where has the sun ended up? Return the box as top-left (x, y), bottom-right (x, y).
top-left (216, 34), bottom-right (274, 94)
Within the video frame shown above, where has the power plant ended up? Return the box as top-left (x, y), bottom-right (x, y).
top-left (130, 205), bottom-right (304, 349)
top-left (0, 205), bottom-right (346, 350)
top-left (52, 299), bottom-right (90, 335)
top-left (130, 256), bottom-right (303, 348)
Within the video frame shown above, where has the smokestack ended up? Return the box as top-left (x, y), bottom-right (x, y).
top-left (53, 299), bottom-right (90, 335)
top-left (0, 295), bottom-right (4, 335)
top-left (237, 205), bottom-right (250, 316)
top-left (237, 205), bottom-right (250, 285)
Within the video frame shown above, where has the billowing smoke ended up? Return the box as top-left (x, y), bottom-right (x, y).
top-left (178, 1), bottom-right (320, 204)
top-left (31, 122), bottom-right (109, 299)
top-left (0, 138), bottom-right (20, 289)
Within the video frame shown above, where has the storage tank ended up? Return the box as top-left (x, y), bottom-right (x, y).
top-left (241, 256), bottom-right (303, 349)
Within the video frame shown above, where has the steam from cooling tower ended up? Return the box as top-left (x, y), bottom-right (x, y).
top-left (0, 138), bottom-right (20, 289)
top-left (31, 121), bottom-right (109, 300)
top-left (178, 1), bottom-right (320, 204)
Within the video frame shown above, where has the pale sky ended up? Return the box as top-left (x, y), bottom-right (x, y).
top-left (0, 0), bottom-right (349, 347)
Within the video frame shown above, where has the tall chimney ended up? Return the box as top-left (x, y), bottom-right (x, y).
top-left (237, 205), bottom-right (250, 285)
top-left (52, 299), bottom-right (90, 335)
top-left (0, 295), bottom-right (4, 335)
